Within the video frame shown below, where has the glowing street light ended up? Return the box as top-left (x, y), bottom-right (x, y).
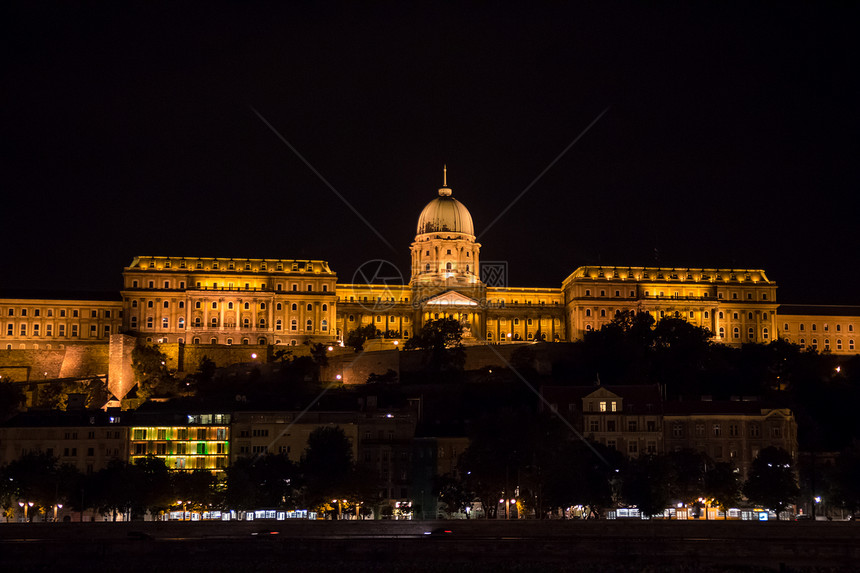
top-left (54, 503), bottom-right (63, 522)
top-left (19, 501), bottom-right (33, 522)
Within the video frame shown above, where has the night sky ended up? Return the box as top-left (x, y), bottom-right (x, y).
top-left (3, 3), bottom-right (858, 304)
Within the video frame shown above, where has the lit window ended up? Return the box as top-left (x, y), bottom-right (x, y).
top-left (599, 401), bottom-right (607, 412)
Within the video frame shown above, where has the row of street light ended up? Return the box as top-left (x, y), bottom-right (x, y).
top-left (17, 501), bottom-right (64, 522)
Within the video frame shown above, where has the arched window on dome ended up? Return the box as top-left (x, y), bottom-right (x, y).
top-left (466, 265), bottom-right (470, 272)
top-left (446, 262), bottom-right (452, 270)
top-left (425, 264), bottom-right (430, 271)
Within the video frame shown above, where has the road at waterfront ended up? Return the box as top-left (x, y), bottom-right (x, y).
top-left (2, 519), bottom-right (858, 572)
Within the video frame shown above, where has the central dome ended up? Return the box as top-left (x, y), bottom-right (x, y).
top-left (416, 186), bottom-right (474, 236)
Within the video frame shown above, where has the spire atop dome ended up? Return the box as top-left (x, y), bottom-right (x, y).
top-left (439, 164), bottom-right (452, 197)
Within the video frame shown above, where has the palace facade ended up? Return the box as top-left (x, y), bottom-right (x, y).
top-left (1, 172), bottom-right (858, 386)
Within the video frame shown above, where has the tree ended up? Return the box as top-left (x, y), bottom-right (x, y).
top-left (404, 318), bottom-right (465, 377)
top-left (743, 447), bottom-right (799, 518)
top-left (404, 317), bottom-right (463, 352)
top-left (300, 426), bottom-right (356, 513)
top-left (0, 452), bottom-right (81, 519)
top-left (366, 369), bottom-right (398, 385)
top-left (0, 381), bottom-right (25, 419)
top-left (704, 461), bottom-right (741, 511)
top-left (134, 456), bottom-right (173, 517)
top-left (436, 473), bottom-right (474, 517)
top-left (172, 470), bottom-right (217, 512)
top-left (225, 454), bottom-right (299, 509)
top-left (622, 454), bottom-right (675, 518)
top-left (831, 441), bottom-right (860, 517)
top-left (457, 411), bottom-right (534, 518)
top-left (345, 324), bottom-right (378, 352)
top-left (667, 449), bottom-right (708, 505)
top-left (132, 343), bottom-right (178, 399)
top-left (185, 356), bottom-right (217, 394)
top-left (90, 459), bottom-right (139, 521)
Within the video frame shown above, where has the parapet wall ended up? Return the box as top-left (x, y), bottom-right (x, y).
top-left (0, 345), bottom-right (109, 383)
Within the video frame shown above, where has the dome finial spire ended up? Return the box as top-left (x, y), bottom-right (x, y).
top-left (438, 164), bottom-right (452, 196)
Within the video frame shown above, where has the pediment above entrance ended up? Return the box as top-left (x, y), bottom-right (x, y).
top-left (424, 290), bottom-right (480, 307)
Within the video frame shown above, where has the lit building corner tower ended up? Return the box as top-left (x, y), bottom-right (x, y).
top-left (410, 167), bottom-right (486, 339)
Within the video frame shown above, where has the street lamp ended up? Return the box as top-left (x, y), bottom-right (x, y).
top-left (54, 503), bottom-right (63, 523)
top-left (19, 501), bottom-right (33, 522)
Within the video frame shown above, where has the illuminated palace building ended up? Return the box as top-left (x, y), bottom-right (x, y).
top-left (1, 171), bottom-right (859, 369)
